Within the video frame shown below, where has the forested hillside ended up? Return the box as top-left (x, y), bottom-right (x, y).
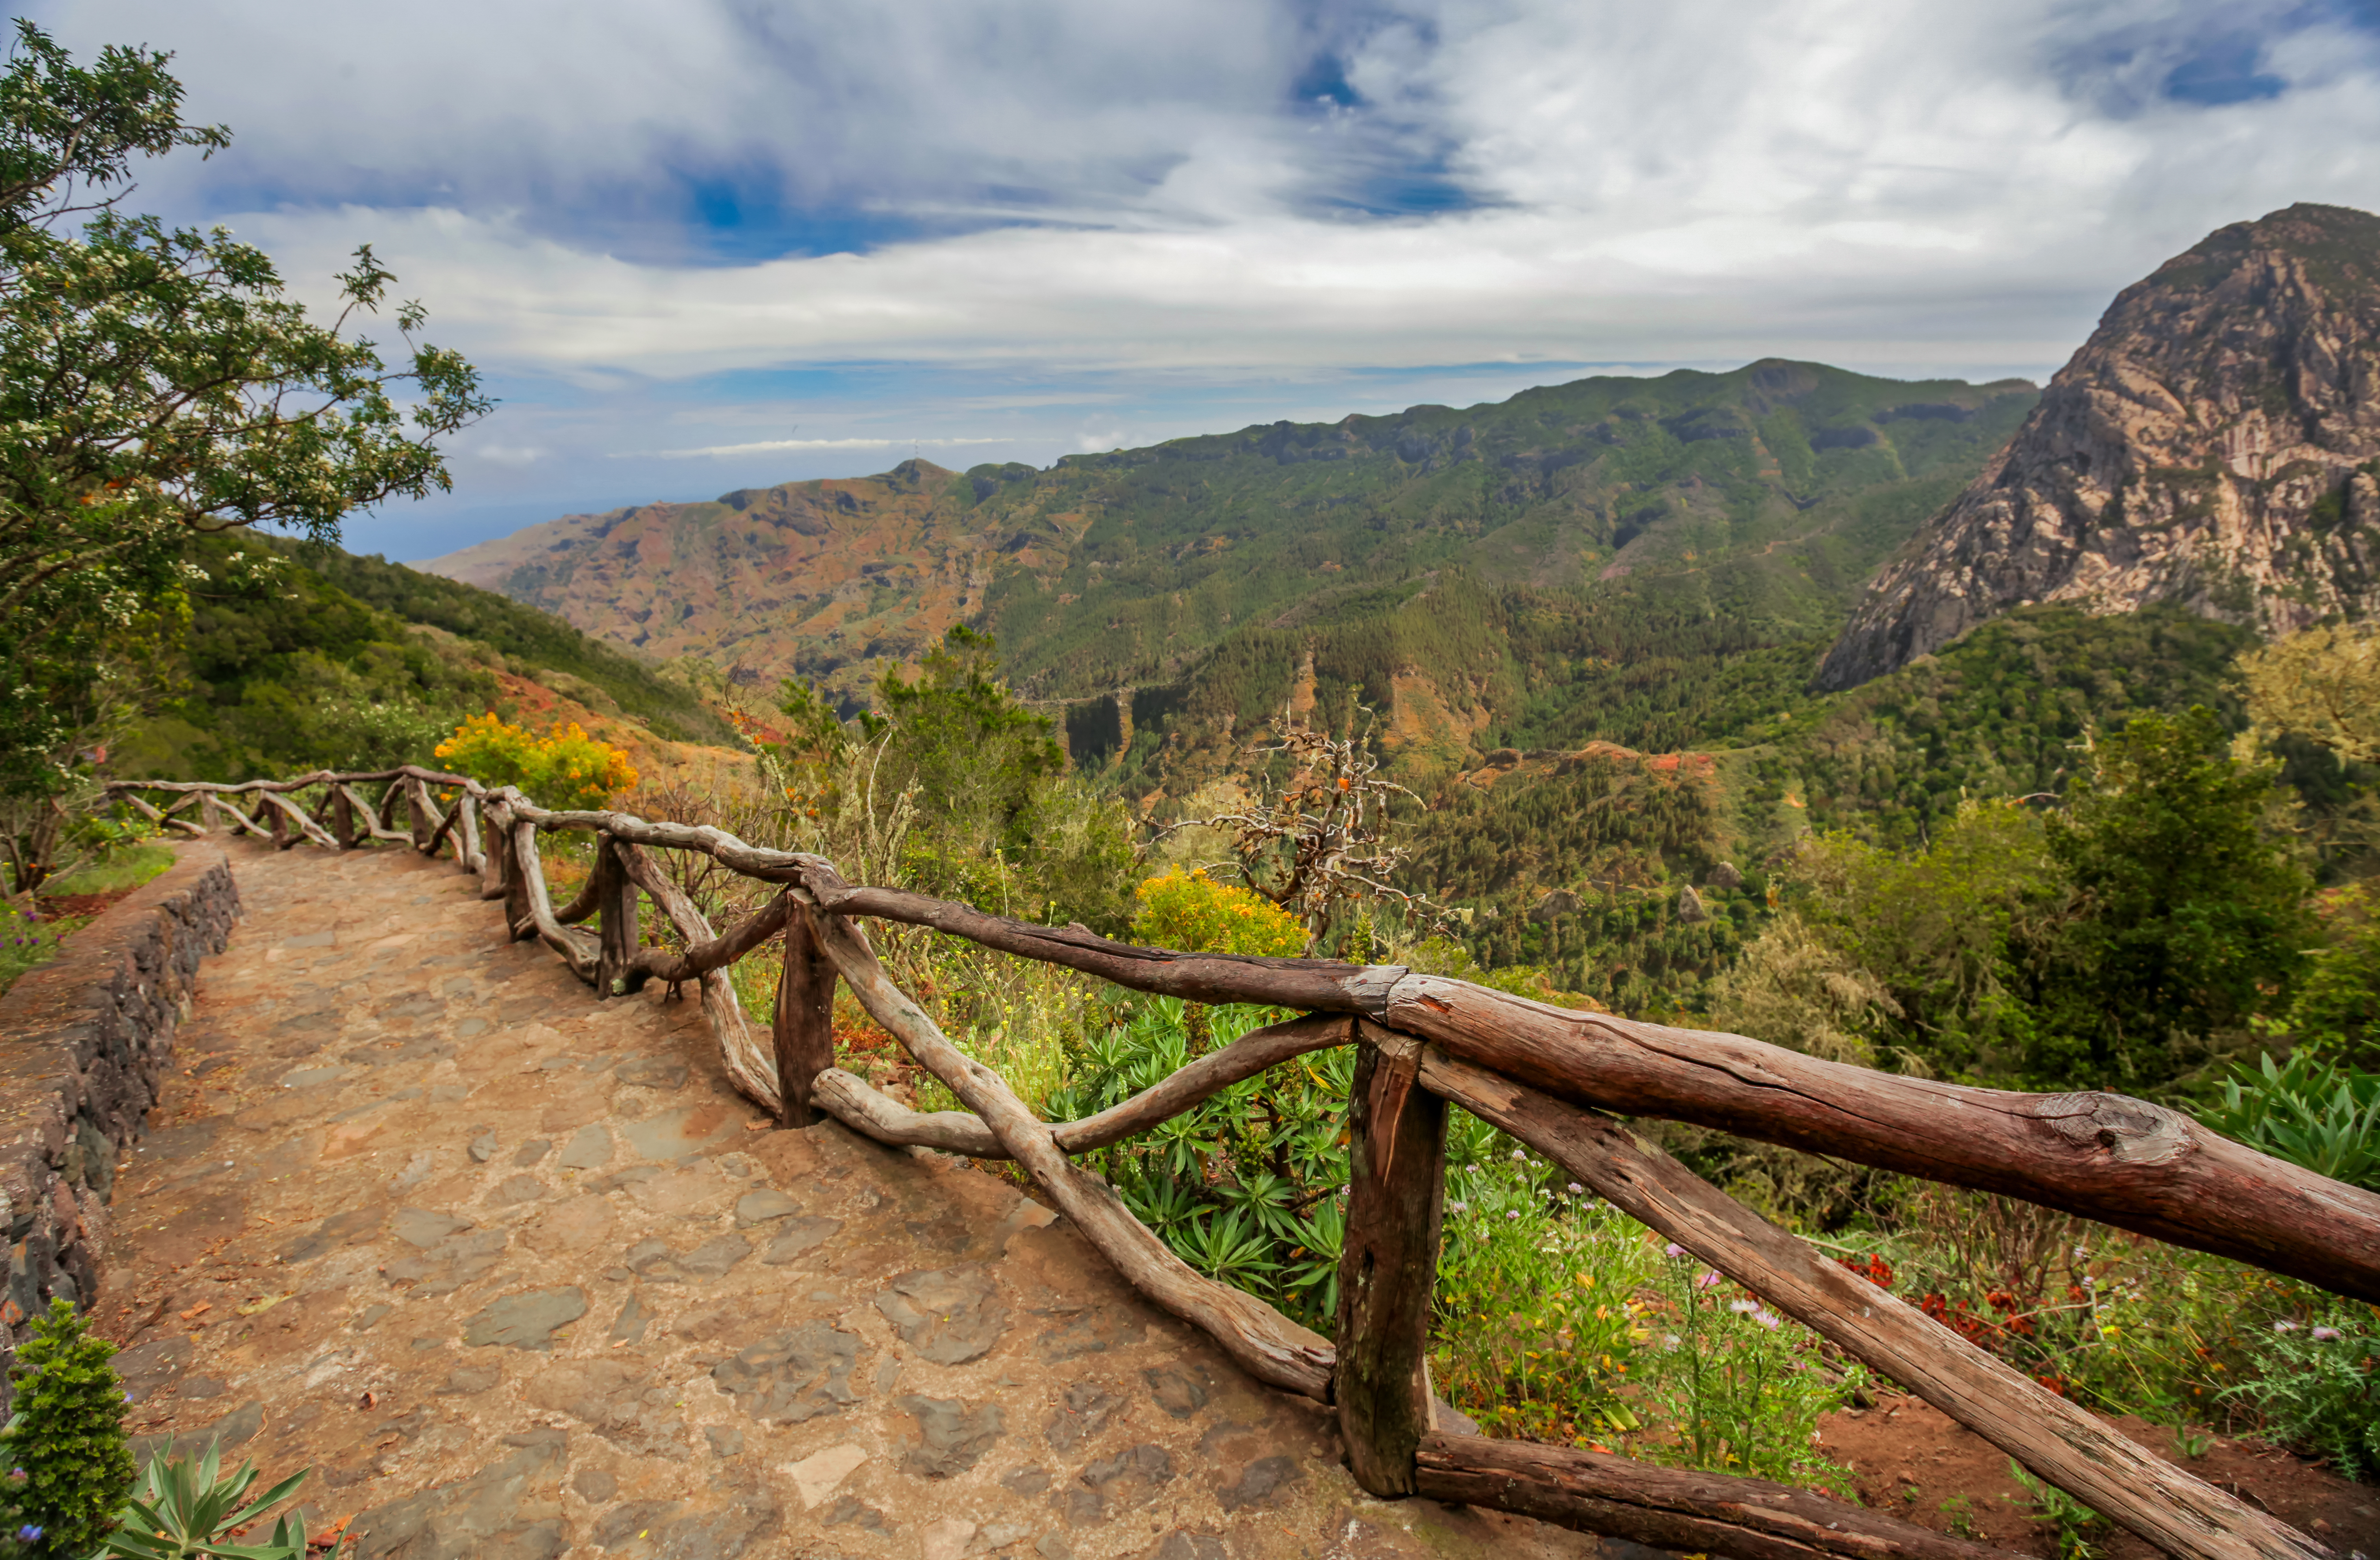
top-left (110, 536), bottom-right (735, 784)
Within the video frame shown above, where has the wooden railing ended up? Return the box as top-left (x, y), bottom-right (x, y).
top-left (110, 766), bottom-right (2369, 1560)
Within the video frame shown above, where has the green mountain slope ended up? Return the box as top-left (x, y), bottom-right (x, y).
top-left (114, 536), bottom-right (732, 783)
top-left (983, 359), bottom-right (2035, 707)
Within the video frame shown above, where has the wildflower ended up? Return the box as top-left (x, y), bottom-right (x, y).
top-left (2274, 1320), bottom-right (2301, 1333)
top-left (1696, 1270), bottom-right (1722, 1290)
top-left (1751, 1309), bottom-right (1782, 1330)
top-left (2313, 1326), bottom-right (2343, 1341)
top-left (16, 1525), bottom-right (40, 1542)
top-left (1448, 1201), bottom-right (1467, 1214)
top-left (1566, 1182), bottom-right (1584, 1195)
top-left (1505, 1210), bottom-right (1521, 1221)
top-left (1730, 1298), bottom-right (1759, 1314)
top-left (1664, 1243), bottom-right (1686, 1257)
top-left (1509, 1150), bottom-right (1525, 1163)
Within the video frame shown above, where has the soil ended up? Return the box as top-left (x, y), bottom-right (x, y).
top-left (1822, 1391), bottom-right (2380, 1556)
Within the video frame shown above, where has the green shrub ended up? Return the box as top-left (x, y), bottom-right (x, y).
top-left (0, 1299), bottom-right (134, 1558)
top-left (2222, 1298), bottom-right (2380, 1478)
top-left (1633, 1246), bottom-right (1864, 1491)
top-left (2200, 1051), bottom-right (2380, 1189)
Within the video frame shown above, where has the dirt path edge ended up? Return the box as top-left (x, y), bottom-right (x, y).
top-left (0, 840), bottom-right (239, 1404)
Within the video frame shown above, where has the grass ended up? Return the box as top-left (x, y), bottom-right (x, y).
top-left (0, 843), bottom-right (179, 999)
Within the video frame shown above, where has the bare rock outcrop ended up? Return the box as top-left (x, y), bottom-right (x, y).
top-left (1819, 202), bottom-right (2380, 689)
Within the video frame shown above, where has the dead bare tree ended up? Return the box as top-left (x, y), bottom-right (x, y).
top-left (1151, 708), bottom-right (1443, 952)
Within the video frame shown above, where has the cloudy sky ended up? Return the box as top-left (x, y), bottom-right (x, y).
top-left (31, 0), bottom-right (2380, 558)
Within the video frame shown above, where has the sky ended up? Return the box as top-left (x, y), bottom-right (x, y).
top-left (32, 0), bottom-right (2380, 560)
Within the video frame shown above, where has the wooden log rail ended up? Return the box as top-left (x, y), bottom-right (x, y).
top-left (103, 767), bottom-right (2360, 1560)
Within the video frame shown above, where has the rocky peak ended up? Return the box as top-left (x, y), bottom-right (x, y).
top-left (1818, 202), bottom-right (2380, 690)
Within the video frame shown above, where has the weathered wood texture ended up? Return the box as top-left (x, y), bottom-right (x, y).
top-left (802, 1014), bottom-right (1354, 1160)
top-left (804, 901), bottom-right (1338, 1400)
top-left (772, 910), bottom-right (836, 1128)
top-left (1414, 1043), bottom-right (2332, 1560)
top-left (1413, 1434), bottom-right (2021, 1560)
top-left (509, 821), bottom-right (598, 983)
top-left (1334, 1030), bottom-right (1446, 1497)
top-left (116, 769), bottom-right (2380, 1307)
top-left (594, 839), bottom-right (643, 998)
top-left (615, 843), bottom-right (781, 1112)
top-left (629, 891), bottom-right (794, 986)
top-left (1382, 976), bottom-right (2380, 1308)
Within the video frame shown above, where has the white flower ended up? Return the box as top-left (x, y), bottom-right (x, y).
top-left (1751, 1309), bottom-right (1782, 1331)
top-left (1730, 1298), bottom-right (1759, 1314)
top-left (1509, 1149), bottom-right (1526, 1163)
top-left (1566, 1182), bottom-right (1585, 1195)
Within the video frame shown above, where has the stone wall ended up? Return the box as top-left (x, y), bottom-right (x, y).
top-left (0, 843), bottom-right (239, 1399)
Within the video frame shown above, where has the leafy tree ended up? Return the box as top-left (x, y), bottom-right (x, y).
top-left (2038, 708), bottom-right (2312, 1089)
top-left (0, 21), bottom-right (486, 877)
top-left (769, 627), bottom-right (1133, 929)
top-left (1, 1299), bottom-right (134, 1558)
top-left (2239, 621), bottom-right (2380, 765)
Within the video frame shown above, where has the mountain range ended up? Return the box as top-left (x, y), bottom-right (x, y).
top-left (426, 361), bottom-right (2039, 783)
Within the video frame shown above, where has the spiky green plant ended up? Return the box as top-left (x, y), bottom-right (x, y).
top-left (89, 1441), bottom-right (311, 1560)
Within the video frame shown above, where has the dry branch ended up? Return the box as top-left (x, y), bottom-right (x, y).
top-left (616, 842), bottom-right (781, 1112)
top-left (509, 820), bottom-right (598, 984)
top-left (1413, 1434), bottom-right (2021, 1560)
top-left (805, 1015), bottom-right (1354, 1159)
top-left (803, 901), bottom-right (1337, 1399)
top-left (1412, 1041), bottom-right (2331, 1560)
top-left (257, 790), bottom-right (340, 852)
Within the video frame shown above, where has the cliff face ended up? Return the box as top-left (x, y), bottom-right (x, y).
top-left (1818, 203), bottom-right (2380, 690)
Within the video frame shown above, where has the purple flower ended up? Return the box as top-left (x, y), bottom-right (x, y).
top-left (1696, 1270), bottom-right (1723, 1290)
top-left (1664, 1243), bottom-right (1686, 1257)
top-left (1565, 1182), bottom-right (1584, 1195)
top-left (2274, 1320), bottom-right (2301, 1333)
top-left (1505, 1210), bottom-right (1520, 1221)
top-left (1509, 1150), bottom-right (1525, 1163)
top-left (16, 1525), bottom-right (40, 1542)
top-left (2313, 1326), bottom-right (2344, 1342)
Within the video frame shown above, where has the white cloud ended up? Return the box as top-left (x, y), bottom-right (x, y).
top-left (30, 0), bottom-right (2380, 550)
top-left (629, 435), bottom-right (1014, 459)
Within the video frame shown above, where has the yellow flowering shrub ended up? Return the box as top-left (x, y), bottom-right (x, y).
top-left (1131, 868), bottom-right (1307, 956)
top-left (434, 714), bottom-right (640, 811)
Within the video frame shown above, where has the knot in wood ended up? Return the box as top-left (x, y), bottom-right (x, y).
top-left (2033, 1092), bottom-right (2189, 1166)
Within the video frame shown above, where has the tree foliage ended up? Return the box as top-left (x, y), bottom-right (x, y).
top-left (0, 21), bottom-right (487, 810)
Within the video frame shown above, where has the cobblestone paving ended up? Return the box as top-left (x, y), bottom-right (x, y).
top-left (95, 841), bottom-right (1627, 1560)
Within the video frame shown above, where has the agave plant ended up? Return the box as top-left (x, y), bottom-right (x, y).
top-left (2202, 1050), bottom-right (2380, 1189)
top-left (88, 1441), bottom-right (313, 1560)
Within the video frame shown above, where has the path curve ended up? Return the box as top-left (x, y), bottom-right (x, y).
top-left (95, 840), bottom-right (1618, 1560)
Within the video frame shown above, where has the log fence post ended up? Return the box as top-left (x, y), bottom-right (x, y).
top-left (594, 836), bottom-right (644, 998)
top-left (404, 775), bottom-right (438, 853)
top-left (771, 910), bottom-right (837, 1128)
top-left (1333, 1027), bottom-right (1448, 1497)
top-left (501, 815), bottom-right (535, 941)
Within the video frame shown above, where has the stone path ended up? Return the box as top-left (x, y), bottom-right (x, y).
top-left (94, 840), bottom-right (1625, 1560)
